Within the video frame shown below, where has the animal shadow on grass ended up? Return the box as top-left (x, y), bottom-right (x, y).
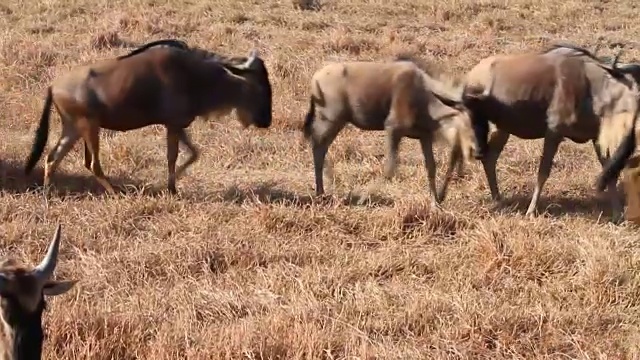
top-left (0, 158), bottom-right (168, 198)
top-left (220, 181), bottom-right (395, 208)
top-left (490, 191), bottom-right (618, 220)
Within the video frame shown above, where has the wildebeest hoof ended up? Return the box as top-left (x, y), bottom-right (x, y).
top-left (473, 151), bottom-right (487, 160)
top-left (610, 213), bottom-right (625, 225)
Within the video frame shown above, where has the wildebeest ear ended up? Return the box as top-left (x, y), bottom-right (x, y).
top-left (43, 279), bottom-right (78, 296)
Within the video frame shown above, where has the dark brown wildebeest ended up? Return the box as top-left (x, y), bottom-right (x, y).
top-left (79, 39), bottom-right (191, 170)
top-left (301, 56), bottom-right (477, 207)
top-left (0, 224), bottom-right (77, 360)
top-left (24, 39), bottom-right (273, 194)
top-left (456, 43), bottom-right (640, 223)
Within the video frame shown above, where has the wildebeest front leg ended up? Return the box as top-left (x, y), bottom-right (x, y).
top-left (480, 129), bottom-right (510, 201)
top-left (436, 144), bottom-right (462, 203)
top-left (419, 135), bottom-right (439, 208)
top-left (83, 140), bottom-right (91, 171)
top-left (592, 139), bottom-right (624, 223)
top-left (471, 112), bottom-right (490, 160)
top-left (384, 126), bottom-right (402, 180)
top-left (526, 132), bottom-right (562, 216)
top-left (166, 128), bottom-right (180, 194)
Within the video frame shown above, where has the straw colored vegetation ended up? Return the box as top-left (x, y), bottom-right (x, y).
top-left (1, 0), bottom-right (640, 358)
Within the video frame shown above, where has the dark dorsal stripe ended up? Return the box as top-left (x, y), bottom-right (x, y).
top-left (116, 39), bottom-right (190, 60)
top-left (544, 42), bottom-right (629, 82)
top-left (115, 39), bottom-right (256, 72)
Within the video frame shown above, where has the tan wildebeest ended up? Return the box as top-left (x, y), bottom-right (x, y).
top-left (0, 224), bottom-right (77, 359)
top-left (301, 56), bottom-right (477, 207)
top-left (24, 39), bottom-right (273, 194)
top-left (456, 43), bottom-right (640, 222)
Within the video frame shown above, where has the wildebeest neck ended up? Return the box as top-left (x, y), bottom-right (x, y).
top-left (2, 296), bottom-right (46, 360)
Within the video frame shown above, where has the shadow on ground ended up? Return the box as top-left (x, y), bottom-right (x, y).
top-left (490, 191), bottom-right (619, 221)
top-left (219, 181), bottom-right (395, 208)
top-left (1, 158), bottom-right (395, 207)
top-left (0, 158), bottom-right (167, 198)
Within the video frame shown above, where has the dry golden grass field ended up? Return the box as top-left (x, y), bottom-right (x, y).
top-left (3, 0), bottom-right (640, 358)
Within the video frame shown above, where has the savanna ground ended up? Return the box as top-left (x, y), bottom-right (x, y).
top-left (1, 0), bottom-right (640, 358)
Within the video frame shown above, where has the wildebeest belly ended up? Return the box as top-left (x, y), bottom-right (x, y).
top-left (484, 99), bottom-right (549, 139)
top-left (98, 114), bottom-right (168, 131)
top-left (90, 85), bottom-right (194, 131)
top-left (348, 97), bottom-right (392, 131)
top-left (487, 99), bottom-right (599, 142)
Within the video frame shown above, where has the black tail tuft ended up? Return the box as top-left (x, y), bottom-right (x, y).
top-left (302, 97), bottom-right (315, 140)
top-left (25, 86), bottom-right (53, 175)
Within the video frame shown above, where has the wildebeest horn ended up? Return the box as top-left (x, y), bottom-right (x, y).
top-left (612, 48), bottom-right (624, 70)
top-left (33, 224), bottom-right (62, 283)
top-left (236, 49), bottom-right (259, 70)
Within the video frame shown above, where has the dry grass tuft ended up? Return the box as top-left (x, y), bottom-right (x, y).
top-left (90, 31), bottom-right (126, 50)
top-left (2, 0), bottom-right (640, 358)
top-left (292, 0), bottom-right (322, 11)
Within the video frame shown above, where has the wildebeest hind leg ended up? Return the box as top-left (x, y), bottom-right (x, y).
top-left (419, 135), bottom-right (439, 208)
top-left (174, 129), bottom-right (200, 180)
top-left (44, 121), bottom-right (80, 191)
top-left (309, 121), bottom-right (344, 196)
top-left (480, 129), bottom-right (510, 201)
top-left (83, 125), bottom-right (115, 194)
top-left (526, 132), bottom-right (562, 216)
top-left (592, 140), bottom-right (624, 223)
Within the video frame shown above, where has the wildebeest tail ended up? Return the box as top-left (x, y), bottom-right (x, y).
top-left (302, 96), bottom-right (316, 140)
top-left (24, 86), bottom-right (53, 175)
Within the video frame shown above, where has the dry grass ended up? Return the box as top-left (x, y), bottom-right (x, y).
top-left (1, 0), bottom-right (640, 358)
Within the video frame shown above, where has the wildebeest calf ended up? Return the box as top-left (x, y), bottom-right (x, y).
top-left (302, 57), bottom-right (477, 207)
top-left (458, 43), bottom-right (640, 222)
top-left (24, 39), bottom-right (273, 194)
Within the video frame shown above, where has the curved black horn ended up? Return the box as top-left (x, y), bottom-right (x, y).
top-left (612, 48), bottom-right (624, 70)
top-left (592, 43), bottom-right (602, 57)
top-left (33, 224), bottom-right (62, 283)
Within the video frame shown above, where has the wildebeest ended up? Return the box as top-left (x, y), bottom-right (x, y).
top-left (24, 39), bottom-right (273, 194)
top-left (457, 43), bottom-right (640, 222)
top-left (302, 56), bottom-right (477, 206)
top-left (0, 224), bottom-right (77, 359)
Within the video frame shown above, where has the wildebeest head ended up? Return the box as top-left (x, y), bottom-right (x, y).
top-left (0, 225), bottom-right (77, 359)
top-left (429, 87), bottom-right (478, 161)
top-left (221, 49), bottom-right (273, 129)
